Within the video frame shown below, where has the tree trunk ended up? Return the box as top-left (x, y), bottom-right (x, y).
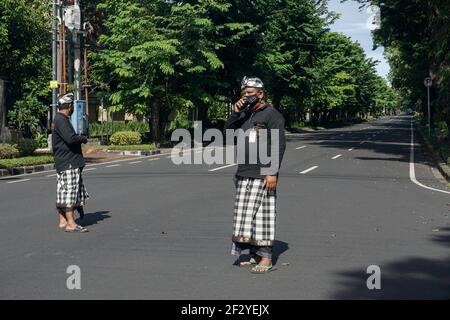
top-left (150, 95), bottom-right (161, 144)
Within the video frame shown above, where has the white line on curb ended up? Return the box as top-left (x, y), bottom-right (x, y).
top-left (409, 119), bottom-right (450, 194)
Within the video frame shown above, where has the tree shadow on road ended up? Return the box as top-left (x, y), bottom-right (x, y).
top-left (329, 226), bottom-right (450, 299)
top-left (76, 210), bottom-right (111, 227)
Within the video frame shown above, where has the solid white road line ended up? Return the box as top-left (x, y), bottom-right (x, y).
top-left (332, 154), bottom-right (342, 160)
top-left (208, 163), bottom-right (237, 172)
top-left (300, 166), bottom-right (318, 174)
top-left (409, 119), bottom-right (450, 194)
top-left (83, 168), bottom-right (97, 171)
top-left (7, 179), bottom-right (31, 184)
top-left (296, 146), bottom-right (307, 150)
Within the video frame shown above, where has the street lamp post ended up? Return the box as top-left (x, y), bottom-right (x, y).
top-left (424, 77), bottom-right (432, 137)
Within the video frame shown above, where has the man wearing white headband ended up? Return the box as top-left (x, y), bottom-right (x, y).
top-left (52, 92), bottom-right (89, 232)
top-left (225, 76), bottom-right (286, 274)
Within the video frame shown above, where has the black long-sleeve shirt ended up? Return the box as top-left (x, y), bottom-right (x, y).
top-left (52, 112), bottom-right (87, 173)
top-left (224, 103), bottom-right (286, 179)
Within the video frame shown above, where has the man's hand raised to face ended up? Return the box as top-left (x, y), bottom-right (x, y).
top-left (233, 98), bottom-right (246, 113)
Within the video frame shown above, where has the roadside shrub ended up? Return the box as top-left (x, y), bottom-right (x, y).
top-left (34, 132), bottom-right (48, 148)
top-left (0, 143), bottom-right (20, 159)
top-left (16, 139), bottom-right (38, 156)
top-left (109, 131), bottom-right (142, 146)
top-left (89, 121), bottom-right (149, 137)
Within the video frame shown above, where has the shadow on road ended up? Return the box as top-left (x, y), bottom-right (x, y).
top-left (233, 240), bottom-right (289, 266)
top-left (287, 115), bottom-right (432, 168)
top-left (329, 226), bottom-right (450, 299)
top-left (76, 210), bottom-right (111, 227)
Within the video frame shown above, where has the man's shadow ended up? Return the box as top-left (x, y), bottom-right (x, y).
top-left (75, 211), bottom-right (111, 227)
top-left (234, 240), bottom-right (289, 266)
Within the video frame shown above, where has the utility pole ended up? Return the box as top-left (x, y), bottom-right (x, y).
top-left (51, 0), bottom-right (60, 124)
top-left (424, 77), bottom-right (432, 137)
top-left (73, 0), bottom-right (82, 100)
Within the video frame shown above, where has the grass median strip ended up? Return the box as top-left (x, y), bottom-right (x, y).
top-left (0, 155), bottom-right (54, 169)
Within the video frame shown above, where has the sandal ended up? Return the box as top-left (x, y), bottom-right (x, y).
top-left (65, 225), bottom-right (89, 233)
top-left (240, 257), bottom-right (259, 267)
top-left (251, 265), bottom-right (277, 274)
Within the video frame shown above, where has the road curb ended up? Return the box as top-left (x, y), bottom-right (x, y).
top-left (415, 124), bottom-right (450, 182)
top-left (105, 149), bottom-right (161, 156)
top-left (0, 163), bottom-right (55, 177)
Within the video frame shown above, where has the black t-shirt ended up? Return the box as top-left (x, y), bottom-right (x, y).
top-left (224, 104), bottom-right (286, 179)
top-left (52, 112), bottom-right (87, 173)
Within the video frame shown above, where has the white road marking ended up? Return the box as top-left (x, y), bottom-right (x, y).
top-left (348, 148), bottom-right (354, 151)
top-left (7, 179), bottom-right (31, 184)
top-left (106, 164), bottom-right (120, 168)
top-left (296, 146), bottom-right (307, 150)
top-left (129, 161), bottom-right (142, 164)
top-left (409, 119), bottom-right (450, 194)
top-left (332, 154), bottom-right (342, 160)
top-left (360, 141), bottom-right (366, 144)
top-left (46, 173), bottom-right (57, 177)
top-left (148, 158), bottom-right (160, 161)
top-left (209, 163), bottom-right (237, 172)
top-left (300, 166), bottom-right (318, 174)
top-left (84, 168), bottom-right (97, 171)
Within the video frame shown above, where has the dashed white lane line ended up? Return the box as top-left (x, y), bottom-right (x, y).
top-left (129, 161), bottom-right (142, 164)
top-left (300, 166), bottom-right (318, 174)
top-left (209, 163), bottom-right (237, 172)
top-left (7, 179), bottom-right (31, 184)
top-left (84, 168), bottom-right (97, 172)
top-left (148, 158), bottom-right (160, 161)
top-left (409, 119), bottom-right (450, 194)
top-left (106, 164), bottom-right (120, 168)
top-left (296, 146), bottom-right (307, 150)
top-left (332, 154), bottom-right (342, 160)
top-left (46, 173), bottom-right (57, 177)
top-left (348, 148), bottom-right (354, 151)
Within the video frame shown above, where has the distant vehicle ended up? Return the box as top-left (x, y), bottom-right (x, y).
top-left (405, 108), bottom-right (414, 115)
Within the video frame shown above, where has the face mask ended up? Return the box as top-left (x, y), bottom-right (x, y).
top-left (243, 95), bottom-right (260, 110)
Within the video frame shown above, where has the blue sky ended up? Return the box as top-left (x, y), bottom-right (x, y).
top-left (327, 0), bottom-right (390, 79)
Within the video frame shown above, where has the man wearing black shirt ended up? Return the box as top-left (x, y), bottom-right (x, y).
top-left (225, 77), bottom-right (286, 273)
top-left (52, 93), bottom-right (89, 233)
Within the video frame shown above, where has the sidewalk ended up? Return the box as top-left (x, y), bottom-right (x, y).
top-left (0, 146), bottom-right (167, 177)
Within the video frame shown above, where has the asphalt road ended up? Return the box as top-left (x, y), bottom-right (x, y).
top-left (1, 114), bottom-right (449, 299)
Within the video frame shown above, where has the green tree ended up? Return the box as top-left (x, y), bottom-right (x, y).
top-left (0, 0), bottom-right (51, 135)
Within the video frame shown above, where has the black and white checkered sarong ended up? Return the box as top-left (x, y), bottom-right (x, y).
top-left (231, 177), bottom-right (276, 255)
top-left (56, 167), bottom-right (89, 209)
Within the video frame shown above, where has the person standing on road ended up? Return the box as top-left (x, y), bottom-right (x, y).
top-left (52, 92), bottom-right (89, 233)
top-left (225, 76), bottom-right (286, 273)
